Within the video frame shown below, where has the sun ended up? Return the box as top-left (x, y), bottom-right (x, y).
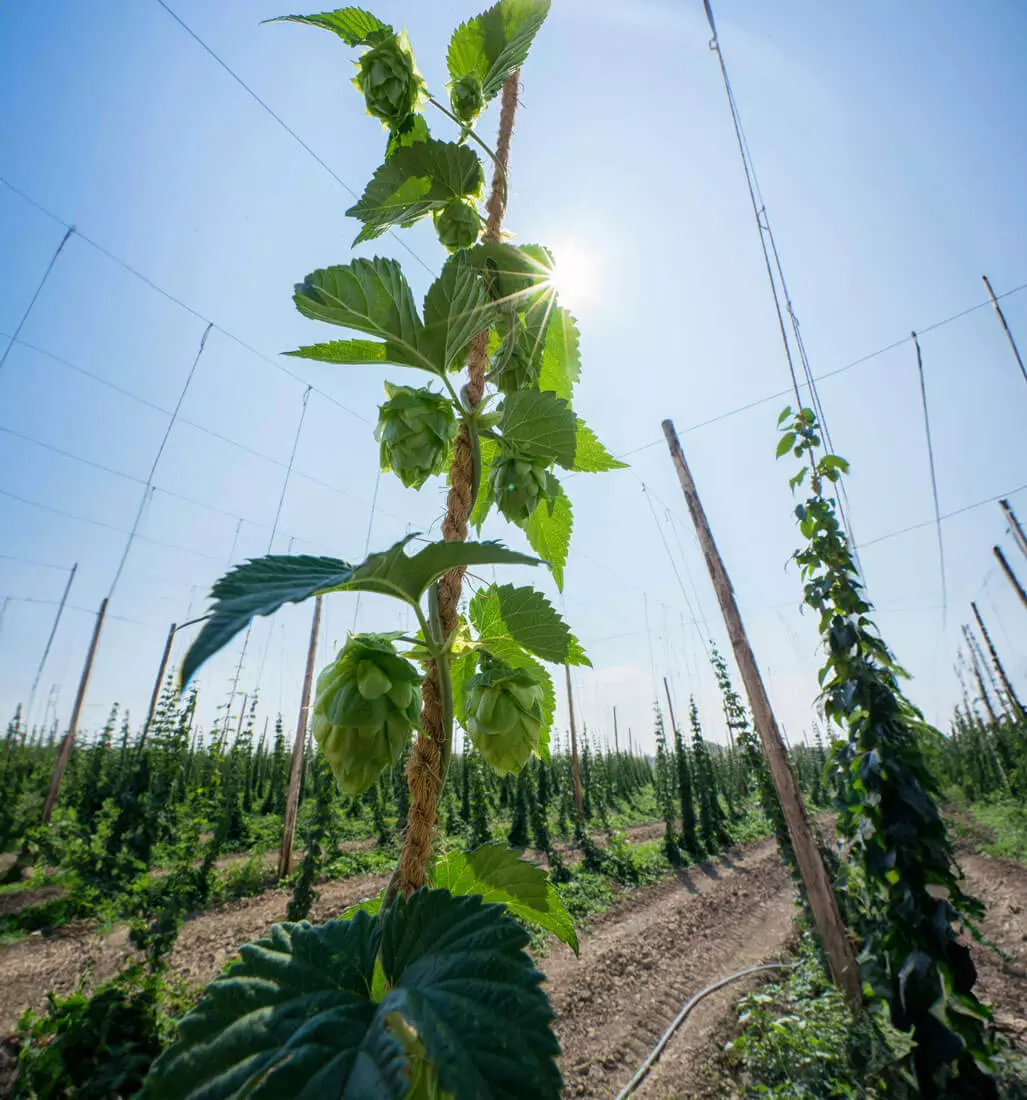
top-left (547, 241), bottom-right (598, 309)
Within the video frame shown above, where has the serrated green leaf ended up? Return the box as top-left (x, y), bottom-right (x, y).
top-left (537, 306), bottom-right (580, 400)
top-left (346, 140), bottom-right (484, 244)
top-left (450, 648), bottom-right (479, 732)
top-left (431, 844), bottom-right (578, 954)
top-left (525, 483), bottom-right (571, 590)
top-left (470, 436), bottom-right (499, 530)
top-left (269, 8), bottom-right (392, 46)
top-left (385, 113), bottom-right (430, 160)
top-left (422, 253), bottom-right (495, 371)
top-left (145, 896), bottom-right (562, 1099)
top-left (447, 0), bottom-right (551, 102)
top-left (181, 535), bottom-right (540, 686)
top-left (570, 419), bottom-right (626, 473)
top-left (290, 258), bottom-right (440, 374)
top-left (776, 431), bottom-right (796, 458)
top-left (470, 583), bottom-right (589, 666)
top-left (341, 892), bottom-right (386, 920)
top-left (500, 390), bottom-right (576, 465)
top-left (141, 914), bottom-right (405, 1099)
top-left (379, 889), bottom-right (561, 1098)
top-left (284, 337), bottom-right (391, 365)
top-left (777, 405), bottom-right (793, 426)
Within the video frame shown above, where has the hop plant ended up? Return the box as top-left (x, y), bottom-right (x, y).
top-left (354, 32), bottom-right (424, 128)
top-left (489, 450), bottom-right (550, 523)
top-left (376, 383), bottom-right (458, 488)
top-left (449, 74), bottom-right (484, 124)
top-left (433, 197), bottom-right (482, 252)
top-left (312, 634), bottom-right (421, 795)
top-left (463, 655), bottom-right (544, 775)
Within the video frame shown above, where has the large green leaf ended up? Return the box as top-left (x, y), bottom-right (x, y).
top-left (572, 419), bottom-right (627, 473)
top-left (181, 536), bottom-right (540, 686)
top-left (525, 484), bottom-right (572, 591)
top-left (346, 140), bottom-right (484, 244)
top-left (447, 0), bottom-right (551, 101)
top-left (470, 436), bottom-right (499, 530)
top-left (379, 890), bottom-right (561, 1099)
top-left (144, 895), bottom-right (562, 1099)
top-left (432, 845), bottom-right (578, 954)
top-left (423, 254), bottom-right (495, 371)
top-left (270, 8), bottom-right (392, 46)
top-left (469, 583), bottom-right (589, 666)
top-left (289, 258), bottom-right (439, 374)
top-left (500, 390), bottom-right (576, 466)
top-left (537, 306), bottom-right (580, 400)
top-left (142, 915), bottom-right (403, 1099)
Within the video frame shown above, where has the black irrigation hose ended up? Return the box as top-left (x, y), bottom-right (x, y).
top-left (614, 963), bottom-right (796, 1099)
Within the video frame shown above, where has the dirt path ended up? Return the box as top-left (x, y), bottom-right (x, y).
top-left (544, 837), bottom-right (795, 1098)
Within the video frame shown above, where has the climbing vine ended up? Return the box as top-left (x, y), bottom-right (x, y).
top-left (780, 406), bottom-right (998, 1099)
top-left (141, 3), bottom-right (622, 1096)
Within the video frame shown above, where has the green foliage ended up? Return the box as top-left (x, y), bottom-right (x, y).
top-left (489, 449), bottom-right (550, 523)
top-left (525, 483), bottom-right (572, 590)
top-left (781, 406), bottom-right (1000, 1098)
top-left (13, 966), bottom-right (166, 1100)
top-left (432, 842), bottom-right (577, 952)
top-left (144, 893), bottom-right (561, 1099)
top-left (469, 582), bottom-right (589, 667)
top-left (726, 931), bottom-right (916, 1098)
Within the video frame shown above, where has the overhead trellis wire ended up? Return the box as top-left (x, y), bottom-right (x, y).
top-left (701, 0), bottom-right (862, 571)
top-left (911, 331), bottom-right (947, 626)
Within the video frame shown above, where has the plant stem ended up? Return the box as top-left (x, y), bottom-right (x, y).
top-left (427, 94), bottom-right (507, 199)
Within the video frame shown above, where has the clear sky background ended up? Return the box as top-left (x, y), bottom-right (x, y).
top-left (1, 0), bottom-right (1025, 754)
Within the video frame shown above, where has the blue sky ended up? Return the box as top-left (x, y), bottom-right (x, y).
top-left (1, 0), bottom-right (1025, 752)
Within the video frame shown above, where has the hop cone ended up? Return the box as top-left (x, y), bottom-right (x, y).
top-left (312, 634), bottom-right (421, 795)
top-left (463, 655), bottom-right (544, 775)
top-left (354, 33), bottom-right (424, 128)
top-left (433, 198), bottom-right (481, 253)
top-left (449, 74), bottom-right (484, 125)
top-left (489, 450), bottom-right (549, 523)
top-left (376, 384), bottom-right (457, 488)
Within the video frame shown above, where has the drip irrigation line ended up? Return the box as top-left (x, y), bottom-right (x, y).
top-left (911, 331), bottom-right (947, 627)
top-left (0, 177), bottom-right (368, 425)
top-left (107, 323), bottom-right (212, 601)
top-left (615, 962), bottom-right (795, 1099)
top-left (153, 0), bottom-right (435, 279)
top-left (0, 225), bottom-right (75, 374)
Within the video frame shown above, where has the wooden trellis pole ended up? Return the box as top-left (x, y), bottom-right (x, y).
top-left (971, 600), bottom-right (1023, 718)
top-left (1000, 499), bottom-right (1027, 559)
top-left (278, 595), bottom-right (322, 878)
top-left (993, 545), bottom-right (1027, 609)
top-left (42, 598), bottom-right (108, 822)
top-left (982, 274), bottom-right (1027, 386)
top-left (564, 665), bottom-right (585, 824)
top-left (662, 419), bottom-right (861, 1004)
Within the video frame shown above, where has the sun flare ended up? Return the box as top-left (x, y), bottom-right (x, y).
top-left (547, 241), bottom-right (598, 309)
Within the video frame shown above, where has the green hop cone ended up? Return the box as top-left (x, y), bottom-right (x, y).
top-left (312, 634), bottom-right (421, 795)
top-left (375, 384), bottom-right (458, 488)
top-left (353, 32), bottom-right (424, 128)
top-left (449, 74), bottom-right (484, 125)
top-left (432, 198), bottom-right (482, 252)
top-left (488, 449), bottom-right (549, 524)
top-left (463, 655), bottom-right (544, 775)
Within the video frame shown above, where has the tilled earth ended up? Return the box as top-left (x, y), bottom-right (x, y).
top-left (1, 824), bottom-right (1024, 1098)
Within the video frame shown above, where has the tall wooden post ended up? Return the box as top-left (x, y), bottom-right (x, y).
top-left (42, 598), bottom-right (108, 822)
top-left (662, 419), bottom-right (861, 1004)
top-left (141, 621), bottom-right (176, 748)
top-left (971, 601), bottom-right (1024, 717)
top-left (278, 596), bottom-right (322, 878)
top-left (962, 625), bottom-right (998, 725)
top-left (564, 665), bottom-right (585, 823)
top-left (612, 706), bottom-right (619, 754)
top-left (1000, 499), bottom-right (1027, 559)
top-left (993, 545), bottom-right (1027, 609)
top-left (662, 677), bottom-right (680, 736)
top-left (982, 274), bottom-right (1027, 386)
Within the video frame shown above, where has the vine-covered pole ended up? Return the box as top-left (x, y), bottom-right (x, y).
top-left (278, 594), bottom-right (322, 878)
top-left (661, 418), bottom-right (860, 1003)
top-left (993, 544), bottom-right (1027, 609)
top-left (396, 73), bottom-right (521, 895)
top-left (42, 597), bottom-right (108, 822)
top-left (982, 274), bottom-right (1027, 386)
top-left (142, 621), bottom-right (177, 746)
top-left (565, 664), bottom-right (585, 823)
